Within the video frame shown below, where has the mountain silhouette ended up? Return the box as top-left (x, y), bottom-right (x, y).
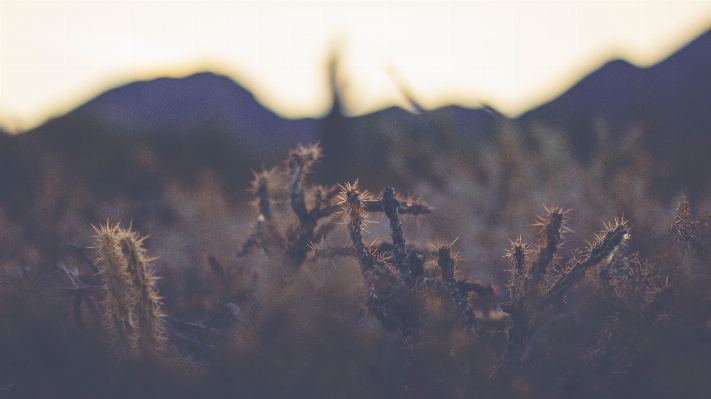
top-left (24, 27), bottom-right (710, 190)
top-left (2, 25), bottom-right (711, 278)
top-left (519, 28), bottom-right (711, 196)
top-left (53, 68), bottom-right (498, 185)
top-left (3, 26), bottom-right (711, 213)
top-left (521, 27), bottom-right (711, 137)
top-left (70, 71), bottom-right (320, 147)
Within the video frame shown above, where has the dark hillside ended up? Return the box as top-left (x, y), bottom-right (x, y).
top-left (520, 28), bottom-right (711, 199)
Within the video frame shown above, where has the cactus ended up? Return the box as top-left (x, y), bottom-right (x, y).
top-left (496, 209), bottom-right (630, 395)
top-left (338, 182), bottom-right (496, 393)
top-left (238, 144), bottom-right (433, 270)
top-left (93, 222), bottom-right (166, 354)
top-left (10, 140), bottom-right (711, 399)
top-left (116, 226), bottom-right (167, 353)
top-left (94, 223), bottom-right (137, 352)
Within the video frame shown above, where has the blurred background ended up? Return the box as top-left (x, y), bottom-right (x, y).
top-left (2, 0), bottom-right (711, 275)
top-left (3, 1), bottom-right (711, 130)
top-left (3, 0), bottom-right (711, 281)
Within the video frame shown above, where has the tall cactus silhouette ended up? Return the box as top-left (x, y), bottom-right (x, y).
top-left (94, 223), bottom-right (136, 352)
top-left (94, 223), bottom-right (166, 354)
top-left (117, 226), bottom-right (166, 353)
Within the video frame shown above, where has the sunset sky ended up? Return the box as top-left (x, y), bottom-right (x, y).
top-left (2, 1), bottom-right (711, 131)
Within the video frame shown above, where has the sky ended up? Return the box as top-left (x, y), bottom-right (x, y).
top-left (2, 1), bottom-right (711, 131)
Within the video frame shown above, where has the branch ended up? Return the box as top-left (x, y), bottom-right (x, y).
top-left (382, 187), bottom-right (412, 284)
top-left (539, 221), bottom-right (629, 309)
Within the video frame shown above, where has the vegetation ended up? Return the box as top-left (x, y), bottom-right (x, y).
top-left (1, 119), bottom-right (711, 398)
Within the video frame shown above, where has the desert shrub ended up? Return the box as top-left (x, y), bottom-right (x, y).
top-left (2, 138), bottom-right (711, 399)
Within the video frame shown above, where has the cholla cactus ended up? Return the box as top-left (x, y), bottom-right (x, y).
top-left (497, 210), bottom-right (630, 395)
top-left (239, 143), bottom-right (433, 269)
top-left (539, 218), bottom-right (630, 308)
top-left (337, 182), bottom-right (496, 393)
top-left (341, 183), bottom-right (493, 332)
top-left (116, 226), bottom-right (166, 353)
top-left (94, 222), bottom-right (166, 354)
top-left (94, 223), bottom-right (136, 351)
top-left (338, 181), bottom-right (402, 330)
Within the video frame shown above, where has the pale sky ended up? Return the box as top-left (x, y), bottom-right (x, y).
top-left (2, 1), bottom-right (711, 131)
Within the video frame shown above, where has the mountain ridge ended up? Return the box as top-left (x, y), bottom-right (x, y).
top-left (4, 26), bottom-right (711, 200)
top-left (519, 26), bottom-right (711, 193)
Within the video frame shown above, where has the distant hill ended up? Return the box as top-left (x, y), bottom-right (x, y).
top-left (13, 68), bottom-right (499, 188)
top-left (68, 71), bottom-right (320, 148)
top-left (519, 28), bottom-right (711, 196)
top-left (3, 26), bottom-right (711, 272)
top-left (4, 26), bottom-right (711, 217)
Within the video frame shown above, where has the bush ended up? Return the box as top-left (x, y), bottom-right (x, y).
top-left (1, 141), bottom-right (711, 399)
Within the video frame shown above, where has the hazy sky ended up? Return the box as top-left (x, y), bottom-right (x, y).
top-left (2, 1), bottom-right (711, 131)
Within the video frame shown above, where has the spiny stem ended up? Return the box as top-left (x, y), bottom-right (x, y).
top-left (434, 247), bottom-right (487, 334)
top-left (118, 227), bottom-right (166, 352)
top-left (506, 239), bottom-right (528, 303)
top-left (94, 223), bottom-right (168, 355)
top-left (366, 199), bottom-right (432, 215)
top-left (287, 152), bottom-right (315, 267)
top-left (289, 152), bottom-right (308, 219)
top-left (501, 240), bottom-right (530, 370)
top-left (540, 221), bottom-right (629, 309)
top-left (254, 170), bottom-right (273, 221)
top-left (382, 187), bottom-right (412, 284)
top-left (438, 246), bottom-right (456, 284)
top-left (94, 223), bottom-right (135, 352)
top-left (339, 182), bottom-right (399, 330)
top-left (529, 207), bottom-right (566, 281)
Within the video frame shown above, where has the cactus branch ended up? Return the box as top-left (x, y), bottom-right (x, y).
top-left (366, 199), bottom-right (432, 215)
top-left (239, 169), bottom-right (278, 257)
top-left (287, 152), bottom-right (317, 266)
top-left (94, 223), bottom-right (135, 351)
top-left (505, 238), bottom-right (528, 303)
top-left (382, 187), bottom-right (412, 284)
top-left (539, 220), bottom-right (629, 309)
top-left (430, 247), bottom-right (488, 334)
top-left (339, 181), bottom-right (400, 330)
top-left (286, 151), bottom-right (339, 267)
top-left (437, 246), bottom-right (456, 284)
top-left (529, 206), bottom-right (567, 281)
top-left (289, 152), bottom-right (308, 219)
top-left (118, 227), bottom-right (166, 352)
top-left (500, 240), bottom-right (531, 372)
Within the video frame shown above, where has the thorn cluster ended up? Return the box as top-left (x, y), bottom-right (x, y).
top-left (498, 209), bottom-right (629, 389)
top-left (340, 184), bottom-right (492, 337)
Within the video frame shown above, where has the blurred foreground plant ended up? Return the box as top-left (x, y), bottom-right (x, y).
top-left (94, 223), bottom-right (166, 355)
top-left (497, 209), bottom-right (630, 395)
top-left (12, 142), bottom-right (711, 399)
